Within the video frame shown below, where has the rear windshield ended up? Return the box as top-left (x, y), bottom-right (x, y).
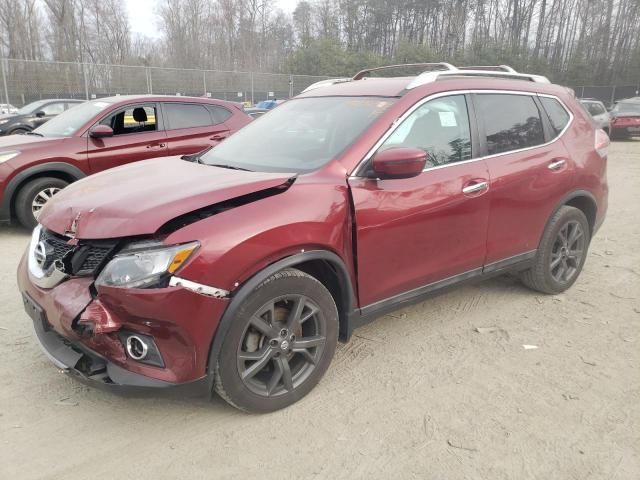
top-left (200, 96), bottom-right (395, 173)
top-left (612, 102), bottom-right (640, 115)
top-left (34, 101), bottom-right (111, 137)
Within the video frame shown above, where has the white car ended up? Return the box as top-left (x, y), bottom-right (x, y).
top-left (580, 99), bottom-right (611, 135)
top-left (0, 103), bottom-right (18, 115)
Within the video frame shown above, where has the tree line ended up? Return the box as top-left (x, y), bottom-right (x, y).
top-left (1, 0), bottom-right (639, 86)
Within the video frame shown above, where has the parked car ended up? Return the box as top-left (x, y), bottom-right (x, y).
top-left (609, 97), bottom-right (640, 139)
top-left (0, 95), bottom-right (251, 228)
top-left (18, 64), bottom-right (608, 413)
top-left (244, 99), bottom-right (285, 118)
top-left (0, 103), bottom-right (18, 115)
top-left (0, 99), bottom-right (84, 136)
top-left (579, 98), bottom-right (611, 134)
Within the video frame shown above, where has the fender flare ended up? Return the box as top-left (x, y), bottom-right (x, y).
top-left (205, 250), bottom-right (357, 385)
top-left (539, 189), bottom-right (598, 244)
top-left (0, 162), bottom-right (86, 221)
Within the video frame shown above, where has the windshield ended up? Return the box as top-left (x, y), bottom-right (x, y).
top-left (613, 102), bottom-right (640, 115)
top-left (34, 101), bottom-right (111, 137)
top-left (200, 96), bottom-right (395, 173)
top-left (17, 100), bottom-right (49, 115)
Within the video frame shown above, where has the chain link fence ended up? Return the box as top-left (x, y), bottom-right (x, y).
top-left (572, 85), bottom-right (640, 106)
top-left (0, 58), bottom-right (329, 107)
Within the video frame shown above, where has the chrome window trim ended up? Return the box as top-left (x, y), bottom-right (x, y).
top-left (350, 89), bottom-right (574, 178)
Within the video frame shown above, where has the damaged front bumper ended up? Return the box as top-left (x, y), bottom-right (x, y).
top-left (17, 252), bottom-right (229, 396)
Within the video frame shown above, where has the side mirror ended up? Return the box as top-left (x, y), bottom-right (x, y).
top-left (35, 110), bottom-right (46, 118)
top-left (89, 125), bottom-right (114, 138)
top-left (371, 147), bottom-right (427, 179)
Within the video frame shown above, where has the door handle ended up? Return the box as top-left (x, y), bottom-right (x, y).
top-left (548, 159), bottom-right (567, 171)
top-left (210, 134), bottom-right (227, 141)
top-left (146, 143), bottom-right (166, 149)
top-left (462, 181), bottom-right (489, 195)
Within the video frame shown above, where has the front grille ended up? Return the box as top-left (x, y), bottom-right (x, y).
top-left (39, 228), bottom-right (118, 276)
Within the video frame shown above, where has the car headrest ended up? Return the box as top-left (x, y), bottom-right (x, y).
top-left (132, 107), bottom-right (147, 123)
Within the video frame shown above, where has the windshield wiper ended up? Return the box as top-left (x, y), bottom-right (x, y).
top-left (208, 163), bottom-right (253, 172)
top-left (24, 131), bottom-right (43, 137)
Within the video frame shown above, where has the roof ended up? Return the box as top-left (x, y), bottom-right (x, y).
top-left (93, 94), bottom-right (241, 108)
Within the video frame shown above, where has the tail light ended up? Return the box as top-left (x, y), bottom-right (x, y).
top-left (595, 128), bottom-right (609, 158)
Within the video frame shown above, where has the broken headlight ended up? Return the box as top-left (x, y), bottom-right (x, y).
top-left (95, 241), bottom-right (199, 288)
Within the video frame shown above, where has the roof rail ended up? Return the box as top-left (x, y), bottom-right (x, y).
top-left (301, 77), bottom-right (352, 93)
top-left (352, 63), bottom-right (455, 80)
top-left (406, 66), bottom-right (550, 89)
top-left (458, 65), bottom-right (517, 73)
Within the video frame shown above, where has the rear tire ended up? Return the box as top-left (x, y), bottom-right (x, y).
top-left (521, 206), bottom-right (590, 294)
top-left (15, 177), bottom-right (68, 229)
top-left (213, 268), bottom-right (338, 413)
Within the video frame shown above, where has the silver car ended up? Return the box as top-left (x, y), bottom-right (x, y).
top-left (580, 99), bottom-right (611, 134)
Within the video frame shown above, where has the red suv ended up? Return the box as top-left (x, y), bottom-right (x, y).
top-left (0, 95), bottom-right (251, 228)
top-left (17, 64), bottom-right (609, 412)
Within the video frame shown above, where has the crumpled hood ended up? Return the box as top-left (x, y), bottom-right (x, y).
top-left (39, 156), bottom-right (295, 239)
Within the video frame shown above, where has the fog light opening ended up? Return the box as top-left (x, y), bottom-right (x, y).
top-left (126, 335), bottom-right (149, 361)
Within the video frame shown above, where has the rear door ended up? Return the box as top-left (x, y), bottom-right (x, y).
top-left (162, 102), bottom-right (231, 156)
top-left (473, 93), bottom-right (574, 266)
top-left (86, 102), bottom-right (169, 173)
top-left (348, 94), bottom-right (491, 306)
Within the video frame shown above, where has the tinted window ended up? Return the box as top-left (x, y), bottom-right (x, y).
top-left (540, 97), bottom-right (571, 136)
top-left (41, 102), bottom-right (65, 115)
top-left (100, 105), bottom-right (157, 135)
top-left (164, 103), bottom-right (211, 129)
top-left (476, 94), bottom-right (544, 155)
top-left (207, 105), bottom-right (232, 124)
top-left (381, 94), bottom-right (472, 168)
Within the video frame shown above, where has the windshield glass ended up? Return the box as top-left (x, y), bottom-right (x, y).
top-left (34, 101), bottom-right (111, 137)
top-left (613, 102), bottom-right (640, 115)
top-left (200, 96), bottom-right (395, 173)
top-left (17, 100), bottom-right (49, 115)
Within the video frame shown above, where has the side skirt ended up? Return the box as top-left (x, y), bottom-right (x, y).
top-left (346, 250), bottom-right (536, 336)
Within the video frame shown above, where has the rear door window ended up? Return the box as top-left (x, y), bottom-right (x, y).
top-left (164, 103), bottom-right (212, 129)
top-left (380, 94), bottom-right (472, 168)
top-left (475, 94), bottom-right (545, 155)
top-left (540, 97), bottom-right (572, 135)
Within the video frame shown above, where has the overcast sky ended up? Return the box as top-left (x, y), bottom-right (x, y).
top-left (125, 0), bottom-right (299, 39)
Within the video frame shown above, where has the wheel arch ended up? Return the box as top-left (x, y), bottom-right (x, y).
top-left (561, 190), bottom-right (597, 236)
top-left (206, 250), bottom-right (357, 387)
top-left (3, 162), bottom-right (86, 219)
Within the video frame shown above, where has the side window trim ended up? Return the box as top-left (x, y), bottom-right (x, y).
top-left (350, 90), bottom-right (574, 178)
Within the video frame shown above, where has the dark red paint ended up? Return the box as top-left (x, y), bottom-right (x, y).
top-left (18, 76), bottom-right (608, 388)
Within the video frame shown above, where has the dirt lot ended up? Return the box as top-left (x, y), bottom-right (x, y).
top-left (0, 141), bottom-right (638, 480)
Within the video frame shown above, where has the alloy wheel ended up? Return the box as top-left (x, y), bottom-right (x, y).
top-left (549, 220), bottom-right (586, 284)
top-left (237, 294), bottom-right (327, 397)
top-left (31, 187), bottom-right (61, 219)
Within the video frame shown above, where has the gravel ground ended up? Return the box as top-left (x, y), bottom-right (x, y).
top-left (0, 141), bottom-right (638, 480)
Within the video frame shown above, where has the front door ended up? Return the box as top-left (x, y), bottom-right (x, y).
top-left (86, 103), bottom-right (168, 173)
top-left (348, 94), bottom-right (491, 307)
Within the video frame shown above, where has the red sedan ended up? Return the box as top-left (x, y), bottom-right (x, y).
top-left (0, 95), bottom-right (251, 227)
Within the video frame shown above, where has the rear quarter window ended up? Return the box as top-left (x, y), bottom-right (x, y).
top-left (207, 105), bottom-right (233, 124)
top-left (540, 97), bottom-right (571, 136)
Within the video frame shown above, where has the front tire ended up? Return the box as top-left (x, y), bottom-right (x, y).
top-left (14, 177), bottom-right (68, 229)
top-left (521, 206), bottom-right (590, 294)
top-left (213, 268), bottom-right (338, 413)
